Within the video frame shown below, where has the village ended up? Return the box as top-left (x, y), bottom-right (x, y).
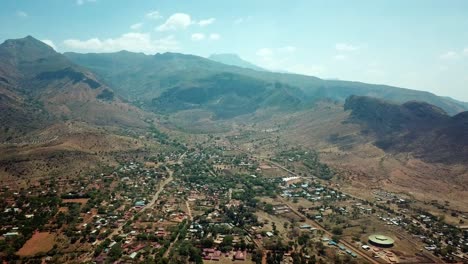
top-left (0, 135), bottom-right (467, 264)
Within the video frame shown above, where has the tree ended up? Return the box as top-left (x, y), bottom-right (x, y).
top-left (332, 226), bottom-right (343, 235)
top-left (108, 242), bottom-right (123, 260)
top-left (200, 238), bottom-right (214, 248)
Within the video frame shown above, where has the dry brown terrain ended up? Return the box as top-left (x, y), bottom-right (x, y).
top-left (17, 232), bottom-right (56, 256)
top-left (0, 121), bottom-right (162, 188)
top-left (238, 103), bottom-right (468, 212)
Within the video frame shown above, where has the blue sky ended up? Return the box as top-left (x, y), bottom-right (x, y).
top-left (1, 0), bottom-right (468, 101)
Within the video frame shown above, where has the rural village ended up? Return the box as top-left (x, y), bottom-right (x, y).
top-left (1, 129), bottom-right (467, 264)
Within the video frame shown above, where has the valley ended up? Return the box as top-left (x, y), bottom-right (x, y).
top-left (0, 36), bottom-right (467, 263)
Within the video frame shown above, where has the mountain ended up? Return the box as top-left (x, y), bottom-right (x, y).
top-left (344, 95), bottom-right (468, 163)
top-left (1, 36), bottom-right (467, 212)
top-left (152, 72), bottom-right (306, 118)
top-left (0, 36), bottom-right (146, 141)
top-left (208, 53), bottom-right (265, 71)
top-left (0, 36), bottom-right (152, 183)
top-left (64, 51), bottom-right (468, 117)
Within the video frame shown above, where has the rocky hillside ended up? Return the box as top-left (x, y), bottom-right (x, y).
top-left (344, 95), bottom-right (468, 163)
top-left (0, 36), bottom-right (145, 142)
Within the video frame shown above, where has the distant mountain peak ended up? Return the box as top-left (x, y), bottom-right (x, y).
top-left (208, 53), bottom-right (265, 71)
top-left (2, 35), bottom-right (50, 49)
top-left (0, 35), bottom-right (57, 62)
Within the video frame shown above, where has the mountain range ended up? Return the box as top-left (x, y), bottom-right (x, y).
top-left (64, 49), bottom-right (468, 117)
top-left (1, 36), bottom-right (467, 209)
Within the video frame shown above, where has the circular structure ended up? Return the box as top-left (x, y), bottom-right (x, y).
top-left (368, 234), bottom-right (395, 247)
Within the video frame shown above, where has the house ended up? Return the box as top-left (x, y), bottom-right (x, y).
top-left (135, 201), bottom-right (145, 207)
top-left (156, 228), bottom-right (166, 237)
top-left (129, 252), bottom-right (138, 259)
top-left (234, 250), bottom-right (246, 261)
top-left (3, 232), bottom-right (19, 237)
top-left (266, 231), bottom-right (274, 237)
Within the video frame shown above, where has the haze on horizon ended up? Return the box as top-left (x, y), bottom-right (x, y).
top-left (1, 0), bottom-right (467, 101)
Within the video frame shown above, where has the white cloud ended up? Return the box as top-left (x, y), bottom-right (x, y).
top-left (209, 33), bottom-right (220, 40)
top-left (146, 10), bottom-right (162, 20)
top-left (156, 13), bottom-right (192, 31)
top-left (198, 18), bottom-right (215, 26)
top-left (16, 11), bottom-right (28, 17)
top-left (41, 39), bottom-right (57, 50)
top-left (333, 54), bottom-right (347, 61)
top-left (130, 23), bottom-right (143, 30)
top-left (440, 51), bottom-right (458, 60)
top-left (191, 33), bottom-right (205, 41)
top-left (335, 43), bottom-right (359, 51)
top-left (463, 48), bottom-right (468, 56)
top-left (256, 48), bottom-right (273, 57)
top-left (63, 33), bottom-right (179, 54)
top-left (76, 0), bottom-right (96, 6)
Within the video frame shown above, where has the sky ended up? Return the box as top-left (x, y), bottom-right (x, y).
top-left (1, 0), bottom-right (468, 101)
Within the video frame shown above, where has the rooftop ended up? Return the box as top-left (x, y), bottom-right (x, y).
top-left (368, 234), bottom-right (395, 246)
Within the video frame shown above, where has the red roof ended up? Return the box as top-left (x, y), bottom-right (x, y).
top-left (234, 250), bottom-right (246, 260)
top-left (129, 244), bottom-right (145, 253)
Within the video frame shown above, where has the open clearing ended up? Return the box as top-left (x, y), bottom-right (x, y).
top-left (17, 232), bottom-right (56, 256)
top-left (62, 198), bottom-right (89, 204)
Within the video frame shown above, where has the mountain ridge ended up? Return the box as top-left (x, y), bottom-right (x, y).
top-left (344, 95), bottom-right (468, 163)
top-left (0, 36), bottom-right (146, 142)
top-left (64, 49), bottom-right (468, 116)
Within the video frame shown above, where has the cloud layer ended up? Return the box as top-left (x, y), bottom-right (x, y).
top-left (156, 13), bottom-right (192, 31)
top-left (63, 33), bottom-right (179, 54)
top-left (198, 18), bottom-right (215, 26)
top-left (130, 23), bottom-right (143, 30)
top-left (191, 33), bottom-right (205, 41)
top-left (146, 10), bottom-right (162, 20)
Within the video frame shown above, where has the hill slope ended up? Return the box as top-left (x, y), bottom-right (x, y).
top-left (0, 36), bottom-right (152, 183)
top-left (344, 95), bottom-right (468, 163)
top-left (0, 36), bottom-right (145, 142)
top-left (64, 51), bottom-right (468, 116)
